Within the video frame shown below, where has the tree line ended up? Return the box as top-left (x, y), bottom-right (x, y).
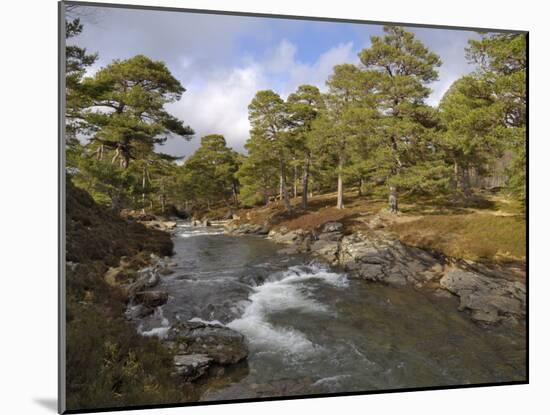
top-left (66, 19), bottom-right (526, 216)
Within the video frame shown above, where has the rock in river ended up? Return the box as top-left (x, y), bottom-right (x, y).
top-left (168, 321), bottom-right (248, 365)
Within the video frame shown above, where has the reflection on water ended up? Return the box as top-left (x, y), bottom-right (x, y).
top-left (139, 221), bottom-right (526, 400)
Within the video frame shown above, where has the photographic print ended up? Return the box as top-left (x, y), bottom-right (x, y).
top-left (59, 1), bottom-right (527, 412)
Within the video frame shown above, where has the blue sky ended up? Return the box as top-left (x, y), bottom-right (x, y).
top-left (71, 5), bottom-right (483, 157)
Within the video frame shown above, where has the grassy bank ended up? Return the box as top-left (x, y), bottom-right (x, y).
top-left (66, 180), bottom-right (186, 410)
top-left (390, 214), bottom-right (525, 263)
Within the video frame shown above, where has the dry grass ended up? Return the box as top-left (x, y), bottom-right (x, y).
top-left (390, 214), bottom-right (526, 263)
top-left (234, 192), bottom-right (385, 232)
top-left (233, 188), bottom-right (526, 265)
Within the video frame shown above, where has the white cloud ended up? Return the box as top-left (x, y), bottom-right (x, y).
top-left (164, 40), bottom-right (360, 157)
top-left (285, 42), bottom-right (357, 96)
top-left (167, 66), bottom-right (263, 155)
top-left (265, 40), bottom-right (298, 74)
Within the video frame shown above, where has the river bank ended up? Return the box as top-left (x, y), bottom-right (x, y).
top-left (65, 180), bottom-right (193, 410)
top-left (66, 181), bottom-right (255, 408)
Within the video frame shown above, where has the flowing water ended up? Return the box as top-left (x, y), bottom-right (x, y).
top-left (138, 222), bottom-right (526, 400)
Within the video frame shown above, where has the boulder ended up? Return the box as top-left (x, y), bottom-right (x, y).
top-left (356, 263), bottom-right (385, 281)
top-left (168, 321), bottom-right (248, 365)
top-left (322, 222), bottom-right (344, 233)
top-left (124, 262), bottom-right (165, 298)
top-left (138, 266), bottom-right (161, 288)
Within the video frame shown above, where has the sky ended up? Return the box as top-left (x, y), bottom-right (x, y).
top-left (70, 4), bottom-right (482, 158)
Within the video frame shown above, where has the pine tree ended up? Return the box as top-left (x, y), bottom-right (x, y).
top-left (438, 75), bottom-right (503, 196)
top-left (81, 55), bottom-right (194, 169)
top-left (466, 33), bottom-right (527, 203)
top-left (247, 90), bottom-right (292, 211)
top-left (312, 64), bottom-right (378, 209)
top-left (64, 17), bottom-right (98, 144)
top-left (183, 135), bottom-right (240, 209)
top-left (237, 146), bottom-right (279, 207)
top-left (286, 85), bottom-right (325, 208)
top-left (358, 26), bottom-right (447, 212)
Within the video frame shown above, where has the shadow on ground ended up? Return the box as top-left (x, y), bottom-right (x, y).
top-left (34, 398), bottom-right (57, 413)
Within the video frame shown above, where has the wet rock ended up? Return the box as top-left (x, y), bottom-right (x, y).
top-left (356, 263), bottom-right (385, 281)
top-left (134, 290), bottom-right (168, 308)
top-left (440, 268), bottom-right (526, 324)
top-left (124, 262), bottom-right (165, 298)
top-left (139, 266), bottom-right (161, 288)
top-left (310, 239), bottom-right (340, 264)
top-left (278, 246), bottom-right (300, 256)
top-left (226, 222), bottom-right (270, 235)
top-left (433, 289), bottom-right (455, 299)
top-left (339, 231), bottom-right (441, 287)
top-left (125, 303), bottom-right (154, 320)
top-left (168, 321), bottom-right (248, 365)
top-left (173, 353), bottom-right (213, 381)
top-left (385, 273), bottom-right (408, 286)
top-left (269, 229), bottom-right (306, 244)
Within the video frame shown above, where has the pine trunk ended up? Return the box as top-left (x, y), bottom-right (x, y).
top-left (336, 156), bottom-right (344, 209)
top-left (293, 165), bottom-right (298, 199)
top-left (461, 168), bottom-right (472, 197)
top-left (141, 167), bottom-right (146, 214)
top-left (232, 181), bottom-right (239, 206)
top-left (453, 161), bottom-right (460, 192)
top-left (301, 154), bottom-right (310, 209)
top-left (280, 160), bottom-right (291, 211)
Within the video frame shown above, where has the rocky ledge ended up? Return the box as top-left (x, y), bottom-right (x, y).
top-left (226, 218), bottom-right (526, 326)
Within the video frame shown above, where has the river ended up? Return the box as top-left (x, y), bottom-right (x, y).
top-left (136, 222), bottom-right (526, 400)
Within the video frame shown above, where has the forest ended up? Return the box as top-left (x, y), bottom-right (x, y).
top-left (66, 19), bottom-right (526, 221)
